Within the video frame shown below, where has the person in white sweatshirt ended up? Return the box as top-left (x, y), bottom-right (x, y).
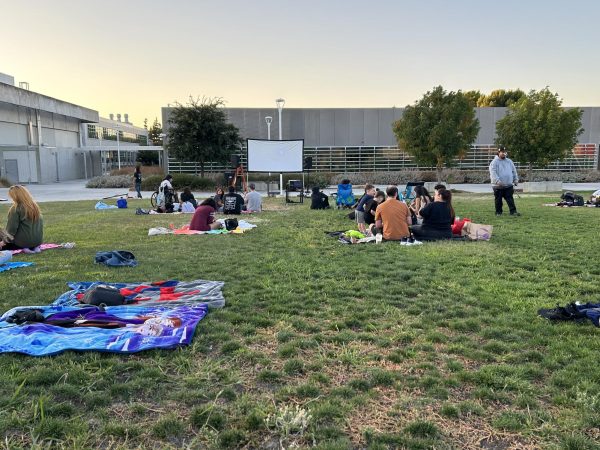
top-left (489, 146), bottom-right (520, 216)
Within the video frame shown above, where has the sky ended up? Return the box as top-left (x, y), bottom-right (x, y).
top-left (2, 0), bottom-right (600, 127)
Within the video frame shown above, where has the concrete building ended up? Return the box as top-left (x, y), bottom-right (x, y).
top-left (0, 72), bottom-right (154, 184)
top-left (162, 106), bottom-right (600, 173)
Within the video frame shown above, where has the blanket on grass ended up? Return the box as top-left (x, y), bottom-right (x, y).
top-left (52, 279), bottom-right (226, 309)
top-left (11, 243), bottom-right (62, 255)
top-left (0, 262), bottom-right (34, 273)
top-left (148, 220), bottom-right (257, 236)
top-left (0, 304), bottom-right (207, 356)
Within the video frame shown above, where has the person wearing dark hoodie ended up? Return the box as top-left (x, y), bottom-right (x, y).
top-left (489, 146), bottom-right (520, 216)
top-left (310, 186), bottom-right (330, 209)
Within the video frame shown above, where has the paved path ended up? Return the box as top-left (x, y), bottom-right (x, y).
top-left (0, 179), bottom-right (598, 203)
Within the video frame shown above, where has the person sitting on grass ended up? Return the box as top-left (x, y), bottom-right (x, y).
top-left (365, 190), bottom-right (386, 234)
top-left (355, 184), bottom-right (376, 234)
top-left (244, 183), bottom-right (262, 212)
top-left (223, 186), bottom-right (245, 215)
top-left (189, 198), bottom-right (223, 232)
top-left (213, 187), bottom-right (225, 212)
top-left (180, 187), bottom-right (197, 208)
top-left (409, 185), bottom-right (433, 224)
top-left (310, 186), bottom-right (330, 209)
top-left (373, 186), bottom-right (411, 241)
top-left (0, 185), bottom-right (43, 253)
top-left (410, 188), bottom-right (454, 241)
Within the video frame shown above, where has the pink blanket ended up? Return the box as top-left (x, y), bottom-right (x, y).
top-left (11, 243), bottom-right (62, 255)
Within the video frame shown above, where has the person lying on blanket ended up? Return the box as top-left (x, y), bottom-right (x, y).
top-left (0, 185), bottom-right (43, 253)
top-left (189, 198), bottom-right (224, 232)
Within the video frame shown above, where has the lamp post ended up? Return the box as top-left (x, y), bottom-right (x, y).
top-left (265, 116), bottom-right (272, 140)
top-left (159, 133), bottom-right (167, 171)
top-left (276, 98), bottom-right (285, 195)
top-left (115, 123), bottom-right (121, 170)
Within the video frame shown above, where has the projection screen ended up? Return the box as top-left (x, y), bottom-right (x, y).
top-left (247, 139), bottom-right (304, 172)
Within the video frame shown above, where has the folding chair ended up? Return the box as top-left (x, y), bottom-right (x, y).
top-left (335, 182), bottom-right (356, 209)
top-left (399, 181), bottom-right (425, 205)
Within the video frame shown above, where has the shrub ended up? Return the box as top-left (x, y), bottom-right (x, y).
top-left (86, 175), bottom-right (132, 189)
top-left (0, 177), bottom-right (10, 187)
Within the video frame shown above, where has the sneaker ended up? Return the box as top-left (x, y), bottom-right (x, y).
top-left (61, 242), bottom-right (76, 249)
top-left (495, 213), bottom-right (502, 216)
top-left (375, 233), bottom-right (383, 244)
top-left (412, 239), bottom-right (423, 245)
top-left (22, 247), bottom-right (35, 254)
top-left (400, 237), bottom-right (408, 246)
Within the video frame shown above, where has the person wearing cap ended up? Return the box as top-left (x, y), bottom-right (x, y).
top-left (244, 183), bottom-right (262, 212)
top-left (489, 146), bottom-right (520, 216)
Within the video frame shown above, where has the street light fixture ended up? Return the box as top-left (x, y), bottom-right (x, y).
top-left (275, 98), bottom-right (285, 195)
top-left (265, 116), bottom-right (272, 140)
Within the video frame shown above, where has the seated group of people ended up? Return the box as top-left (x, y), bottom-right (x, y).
top-left (353, 183), bottom-right (455, 242)
top-left (189, 184), bottom-right (262, 232)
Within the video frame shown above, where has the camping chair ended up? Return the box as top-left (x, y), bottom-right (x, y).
top-left (335, 183), bottom-right (356, 209)
top-left (399, 181), bottom-right (425, 205)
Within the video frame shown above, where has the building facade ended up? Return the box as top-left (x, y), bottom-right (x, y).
top-left (0, 73), bottom-right (152, 184)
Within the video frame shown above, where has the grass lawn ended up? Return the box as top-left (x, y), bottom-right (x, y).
top-left (1, 193), bottom-right (600, 449)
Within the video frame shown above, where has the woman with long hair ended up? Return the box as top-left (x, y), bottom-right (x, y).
top-left (213, 186), bottom-right (225, 212)
top-left (409, 185), bottom-right (433, 224)
top-left (1, 185), bottom-right (44, 253)
top-left (410, 188), bottom-right (454, 241)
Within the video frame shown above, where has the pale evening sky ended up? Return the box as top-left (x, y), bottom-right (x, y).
top-left (2, 0), bottom-right (599, 127)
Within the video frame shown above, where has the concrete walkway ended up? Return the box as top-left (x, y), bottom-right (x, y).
top-left (0, 179), bottom-right (598, 203)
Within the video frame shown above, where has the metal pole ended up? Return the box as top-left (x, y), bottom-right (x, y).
top-left (116, 127), bottom-right (121, 170)
top-left (276, 99), bottom-right (285, 196)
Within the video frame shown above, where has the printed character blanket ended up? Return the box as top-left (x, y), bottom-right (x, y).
top-left (0, 304), bottom-right (207, 356)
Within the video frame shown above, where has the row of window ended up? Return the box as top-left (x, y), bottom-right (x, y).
top-left (87, 125), bottom-right (148, 145)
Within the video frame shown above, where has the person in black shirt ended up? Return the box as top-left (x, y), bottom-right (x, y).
top-left (410, 189), bottom-right (454, 241)
top-left (310, 186), bottom-right (330, 209)
top-left (223, 186), bottom-right (245, 214)
top-left (364, 190), bottom-right (385, 233)
top-left (133, 165), bottom-right (142, 198)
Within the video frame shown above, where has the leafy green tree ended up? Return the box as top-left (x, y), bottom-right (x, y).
top-left (167, 97), bottom-right (241, 177)
top-left (136, 118), bottom-right (161, 165)
top-left (463, 90), bottom-right (483, 107)
top-left (477, 89), bottom-right (525, 107)
top-left (495, 88), bottom-right (583, 181)
top-left (393, 86), bottom-right (480, 181)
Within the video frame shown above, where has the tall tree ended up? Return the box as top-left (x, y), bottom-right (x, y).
top-left (393, 86), bottom-right (480, 181)
top-left (495, 88), bottom-right (583, 181)
top-left (148, 118), bottom-right (163, 145)
top-left (477, 89), bottom-right (525, 107)
top-left (463, 90), bottom-right (483, 107)
top-left (167, 97), bottom-right (241, 177)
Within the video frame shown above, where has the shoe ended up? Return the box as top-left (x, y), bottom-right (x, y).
top-left (495, 213), bottom-right (502, 216)
top-left (61, 242), bottom-right (76, 249)
top-left (375, 233), bottom-right (383, 244)
top-left (412, 239), bottom-right (423, 245)
top-left (22, 247), bottom-right (35, 254)
top-left (400, 237), bottom-right (408, 246)
top-left (510, 212), bottom-right (521, 216)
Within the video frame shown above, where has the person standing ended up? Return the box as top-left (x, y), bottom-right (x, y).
top-left (489, 146), bottom-right (520, 216)
top-left (133, 165), bottom-right (142, 199)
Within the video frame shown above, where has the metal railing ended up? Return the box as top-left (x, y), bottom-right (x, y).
top-left (168, 144), bottom-right (598, 174)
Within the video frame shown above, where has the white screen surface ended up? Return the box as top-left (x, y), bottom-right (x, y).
top-left (247, 139), bottom-right (304, 172)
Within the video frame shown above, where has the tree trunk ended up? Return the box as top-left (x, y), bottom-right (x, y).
top-left (200, 161), bottom-right (205, 178)
top-left (436, 161), bottom-right (443, 183)
top-left (527, 162), bottom-right (533, 183)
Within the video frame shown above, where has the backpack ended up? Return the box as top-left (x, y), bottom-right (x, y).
top-left (573, 194), bottom-right (584, 206)
top-left (224, 218), bottom-right (239, 231)
top-left (81, 285), bottom-right (126, 306)
top-left (561, 191), bottom-right (575, 203)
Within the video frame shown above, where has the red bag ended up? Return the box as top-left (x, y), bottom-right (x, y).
top-left (452, 217), bottom-right (471, 235)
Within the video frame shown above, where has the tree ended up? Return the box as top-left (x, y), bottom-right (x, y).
top-left (393, 86), bottom-right (480, 181)
top-left (167, 97), bottom-right (241, 177)
top-left (477, 89), bottom-right (525, 107)
top-left (136, 118), bottom-right (162, 165)
top-left (495, 88), bottom-right (583, 181)
top-left (463, 90), bottom-right (483, 107)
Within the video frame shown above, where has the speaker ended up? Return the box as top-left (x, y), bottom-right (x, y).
top-left (230, 155), bottom-right (241, 168)
top-left (303, 156), bottom-right (313, 170)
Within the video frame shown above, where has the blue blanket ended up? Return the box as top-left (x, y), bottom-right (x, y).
top-left (0, 303), bottom-right (207, 356)
top-left (0, 262), bottom-right (34, 273)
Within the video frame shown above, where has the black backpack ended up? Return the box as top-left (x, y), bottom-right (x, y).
top-left (81, 285), bottom-right (126, 306)
top-left (573, 194), bottom-right (584, 206)
top-left (561, 191), bottom-right (575, 203)
top-left (224, 218), bottom-right (239, 231)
